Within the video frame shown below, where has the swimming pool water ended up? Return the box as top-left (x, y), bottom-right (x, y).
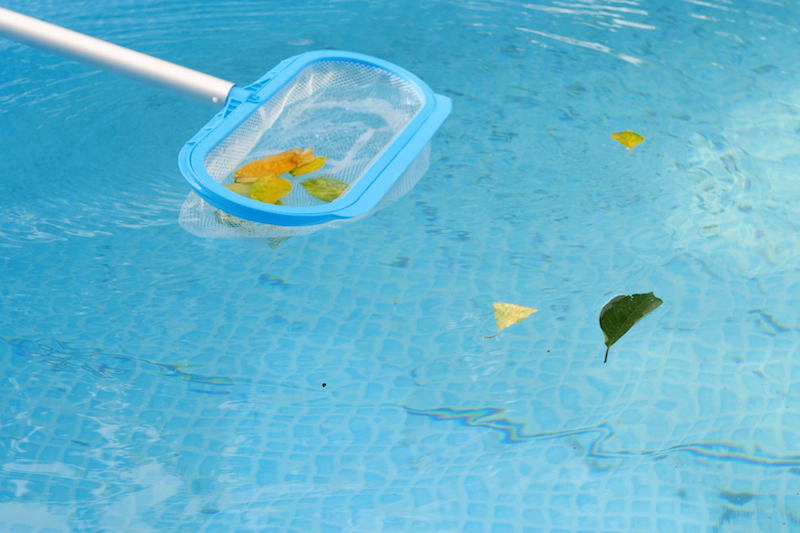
top-left (2, 0), bottom-right (800, 531)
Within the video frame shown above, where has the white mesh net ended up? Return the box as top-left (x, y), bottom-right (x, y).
top-left (179, 60), bottom-right (428, 241)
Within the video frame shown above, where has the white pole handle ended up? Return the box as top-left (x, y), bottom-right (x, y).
top-left (0, 7), bottom-right (236, 107)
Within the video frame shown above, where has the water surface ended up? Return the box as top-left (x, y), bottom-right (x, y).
top-left (2, 0), bottom-right (800, 531)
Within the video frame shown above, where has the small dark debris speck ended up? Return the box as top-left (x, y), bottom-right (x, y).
top-left (322, 383), bottom-right (327, 388)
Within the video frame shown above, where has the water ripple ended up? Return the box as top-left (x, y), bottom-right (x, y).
top-left (516, 26), bottom-right (644, 65)
top-left (3, 337), bottom-right (243, 388)
top-left (406, 405), bottom-right (800, 467)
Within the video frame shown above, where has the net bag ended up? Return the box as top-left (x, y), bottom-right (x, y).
top-left (178, 51), bottom-right (451, 240)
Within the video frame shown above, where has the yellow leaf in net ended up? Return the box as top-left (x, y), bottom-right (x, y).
top-left (236, 174), bottom-right (276, 184)
top-left (290, 156), bottom-right (327, 177)
top-left (610, 130), bottom-right (644, 155)
top-left (214, 210), bottom-right (250, 228)
top-left (268, 236), bottom-right (291, 249)
top-left (300, 176), bottom-right (348, 202)
top-left (225, 182), bottom-right (251, 197)
top-left (234, 149), bottom-right (303, 178)
top-left (484, 302), bottom-right (538, 338)
top-left (249, 175), bottom-right (292, 204)
top-left (297, 147), bottom-right (316, 166)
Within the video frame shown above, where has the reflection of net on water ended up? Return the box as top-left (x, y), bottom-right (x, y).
top-left (665, 116), bottom-right (800, 276)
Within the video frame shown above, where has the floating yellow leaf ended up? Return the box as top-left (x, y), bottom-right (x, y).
top-left (484, 302), bottom-right (538, 339)
top-left (300, 176), bottom-right (348, 202)
top-left (234, 149), bottom-right (303, 178)
top-left (249, 175), bottom-right (292, 204)
top-left (290, 156), bottom-right (327, 176)
top-left (225, 182), bottom-right (251, 197)
top-left (610, 130), bottom-right (644, 155)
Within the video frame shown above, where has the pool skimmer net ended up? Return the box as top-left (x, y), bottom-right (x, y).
top-left (179, 52), bottom-right (451, 239)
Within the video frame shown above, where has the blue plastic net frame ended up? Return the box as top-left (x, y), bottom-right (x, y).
top-left (178, 50), bottom-right (451, 228)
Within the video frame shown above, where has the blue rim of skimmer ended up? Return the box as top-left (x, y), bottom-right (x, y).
top-left (178, 50), bottom-right (452, 227)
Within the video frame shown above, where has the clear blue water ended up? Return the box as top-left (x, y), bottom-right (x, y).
top-left (2, 0), bottom-right (800, 531)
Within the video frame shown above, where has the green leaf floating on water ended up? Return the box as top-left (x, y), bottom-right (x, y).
top-left (599, 292), bottom-right (662, 363)
top-left (301, 176), bottom-right (348, 202)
